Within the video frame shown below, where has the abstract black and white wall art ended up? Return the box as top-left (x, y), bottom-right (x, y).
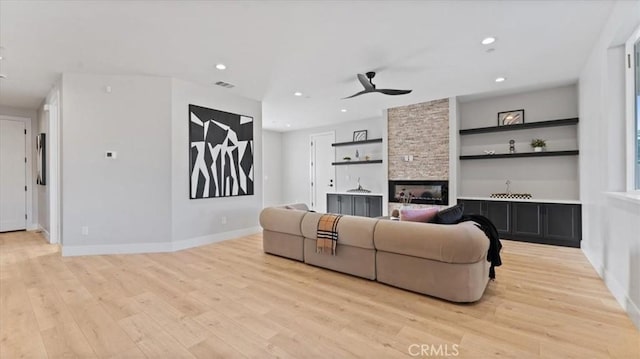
top-left (189, 104), bottom-right (254, 199)
top-left (36, 133), bottom-right (46, 185)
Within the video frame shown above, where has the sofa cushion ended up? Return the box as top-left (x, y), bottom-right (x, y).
top-left (373, 220), bottom-right (489, 264)
top-left (259, 207), bottom-right (307, 236)
top-left (435, 203), bottom-right (464, 224)
top-left (400, 207), bottom-right (439, 223)
top-left (301, 212), bottom-right (377, 250)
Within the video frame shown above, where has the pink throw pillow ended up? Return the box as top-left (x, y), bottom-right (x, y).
top-left (399, 207), bottom-right (439, 223)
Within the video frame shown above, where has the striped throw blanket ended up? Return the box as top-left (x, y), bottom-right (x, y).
top-left (316, 214), bottom-right (342, 255)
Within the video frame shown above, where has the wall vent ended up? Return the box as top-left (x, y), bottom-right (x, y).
top-left (214, 81), bottom-right (235, 89)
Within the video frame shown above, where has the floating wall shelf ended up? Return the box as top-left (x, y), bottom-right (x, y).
top-left (332, 160), bottom-right (383, 166)
top-left (332, 138), bottom-right (383, 147)
top-left (459, 150), bottom-right (579, 160)
top-left (459, 118), bottom-right (579, 135)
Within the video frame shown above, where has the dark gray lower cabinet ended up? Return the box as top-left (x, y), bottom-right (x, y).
top-left (327, 194), bottom-right (383, 218)
top-left (459, 199), bottom-right (581, 248)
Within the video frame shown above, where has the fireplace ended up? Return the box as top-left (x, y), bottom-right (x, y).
top-left (389, 180), bottom-right (448, 205)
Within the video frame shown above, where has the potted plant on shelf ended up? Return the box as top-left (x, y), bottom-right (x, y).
top-left (531, 139), bottom-right (546, 152)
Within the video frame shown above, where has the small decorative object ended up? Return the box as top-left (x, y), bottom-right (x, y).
top-left (505, 179), bottom-right (512, 195)
top-left (36, 133), bottom-right (46, 185)
top-left (364, 155), bottom-right (371, 161)
top-left (353, 130), bottom-right (368, 142)
top-left (483, 150), bottom-right (496, 155)
top-left (498, 109), bottom-right (525, 126)
top-left (342, 156), bottom-right (351, 161)
top-left (355, 149), bottom-right (360, 159)
top-left (531, 138), bottom-right (546, 152)
top-left (491, 193), bottom-right (533, 199)
top-left (398, 189), bottom-right (414, 208)
top-left (509, 139), bottom-right (516, 154)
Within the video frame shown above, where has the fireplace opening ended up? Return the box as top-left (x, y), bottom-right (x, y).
top-left (389, 180), bottom-right (448, 205)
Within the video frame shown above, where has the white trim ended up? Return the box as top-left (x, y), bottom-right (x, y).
top-left (38, 225), bottom-right (50, 241)
top-left (0, 115), bottom-right (34, 231)
top-left (381, 109), bottom-right (389, 216)
top-left (625, 25), bottom-right (640, 192)
top-left (582, 245), bottom-right (640, 329)
top-left (61, 227), bottom-right (261, 256)
top-left (171, 226), bottom-right (261, 251)
top-left (47, 89), bottom-right (61, 245)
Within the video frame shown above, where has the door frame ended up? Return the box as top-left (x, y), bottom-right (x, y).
top-left (309, 131), bottom-right (336, 211)
top-left (46, 90), bottom-right (61, 244)
top-left (0, 115), bottom-right (34, 230)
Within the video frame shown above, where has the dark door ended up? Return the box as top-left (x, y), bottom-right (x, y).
top-left (544, 204), bottom-right (581, 244)
top-left (353, 196), bottom-right (367, 217)
top-left (459, 200), bottom-right (483, 215)
top-left (326, 194), bottom-right (339, 214)
top-left (338, 195), bottom-right (353, 215)
top-left (367, 196), bottom-right (383, 218)
top-left (512, 202), bottom-right (543, 238)
top-left (485, 201), bottom-right (511, 236)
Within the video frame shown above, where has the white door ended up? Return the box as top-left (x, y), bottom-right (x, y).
top-left (0, 119), bottom-right (27, 232)
top-left (310, 132), bottom-right (335, 212)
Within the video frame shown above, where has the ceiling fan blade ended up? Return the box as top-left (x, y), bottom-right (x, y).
top-left (376, 89), bottom-right (413, 96)
top-left (357, 73), bottom-right (374, 91)
top-left (342, 89), bottom-right (371, 99)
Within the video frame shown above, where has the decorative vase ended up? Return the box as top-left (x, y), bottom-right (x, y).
top-left (534, 146), bottom-right (543, 152)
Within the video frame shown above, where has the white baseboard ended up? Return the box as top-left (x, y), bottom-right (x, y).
top-left (582, 245), bottom-right (640, 330)
top-left (38, 225), bottom-right (50, 242)
top-left (171, 226), bottom-right (261, 252)
top-left (27, 223), bottom-right (38, 231)
top-left (61, 227), bottom-right (262, 257)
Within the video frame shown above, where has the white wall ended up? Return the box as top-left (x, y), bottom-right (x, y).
top-left (578, 0), bottom-right (640, 329)
top-left (170, 79), bottom-right (262, 244)
top-left (262, 130), bottom-right (283, 207)
top-left (0, 105), bottom-right (39, 229)
top-left (281, 117), bottom-right (384, 205)
top-left (60, 74), bottom-right (173, 253)
top-left (458, 85), bottom-right (579, 200)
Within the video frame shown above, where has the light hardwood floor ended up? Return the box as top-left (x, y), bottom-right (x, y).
top-left (1, 230), bottom-right (638, 358)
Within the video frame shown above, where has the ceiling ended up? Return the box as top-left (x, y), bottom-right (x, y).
top-left (0, 1), bottom-right (613, 131)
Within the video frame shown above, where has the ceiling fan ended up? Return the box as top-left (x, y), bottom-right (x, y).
top-left (343, 71), bottom-right (412, 99)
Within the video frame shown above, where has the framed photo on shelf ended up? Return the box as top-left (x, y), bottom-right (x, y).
top-left (497, 109), bottom-right (525, 126)
top-left (353, 130), bottom-right (368, 142)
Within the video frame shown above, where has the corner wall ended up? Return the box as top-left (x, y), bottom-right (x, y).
top-left (60, 74), bottom-right (173, 254)
top-left (578, 0), bottom-right (640, 329)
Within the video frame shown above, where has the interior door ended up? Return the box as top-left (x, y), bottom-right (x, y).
top-left (0, 119), bottom-right (27, 232)
top-left (310, 132), bottom-right (335, 212)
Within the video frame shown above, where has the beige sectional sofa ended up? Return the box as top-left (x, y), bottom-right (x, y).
top-left (259, 204), bottom-right (491, 302)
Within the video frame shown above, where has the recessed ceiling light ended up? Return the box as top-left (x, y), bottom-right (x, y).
top-left (495, 77), bottom-right (506, 83)
top-left (215, 63), bottom-right (226, 70)
top-left (286, 124), bottom-right (291, 128)
top-left (294, 92), bottom-right (302, 97)
top-left (341, 109), bottom-right (347, 113)
top-left (481, 37), bottom-right (496, 45)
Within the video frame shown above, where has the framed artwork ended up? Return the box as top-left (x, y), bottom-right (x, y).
top-left (498, 109), bottom-right (525, 126)
top-left (188, 104), bottom-right (254, 199)
top-left (36, 133), bottom-right (46, 185)
top-left (353, 130), bottom-right (368, 142)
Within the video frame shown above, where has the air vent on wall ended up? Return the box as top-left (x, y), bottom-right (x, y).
top-left (214, 81), bottom-right (235, 89)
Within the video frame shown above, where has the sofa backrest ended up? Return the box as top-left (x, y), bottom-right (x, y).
top-left (259, 207), bottom-right (308, 237)
top-left (301, 212), bottom-right (377, 250)
top-left (374, 220), bottom-right (489, 264)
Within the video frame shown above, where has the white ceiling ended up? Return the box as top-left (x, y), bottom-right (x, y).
top-left (0, 1), bottom-right (613, 131)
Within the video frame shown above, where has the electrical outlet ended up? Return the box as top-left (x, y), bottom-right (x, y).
top-left (81, 226), bottom-right (89, 235)
top-left (221, 216), bottom-right (227, 225)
